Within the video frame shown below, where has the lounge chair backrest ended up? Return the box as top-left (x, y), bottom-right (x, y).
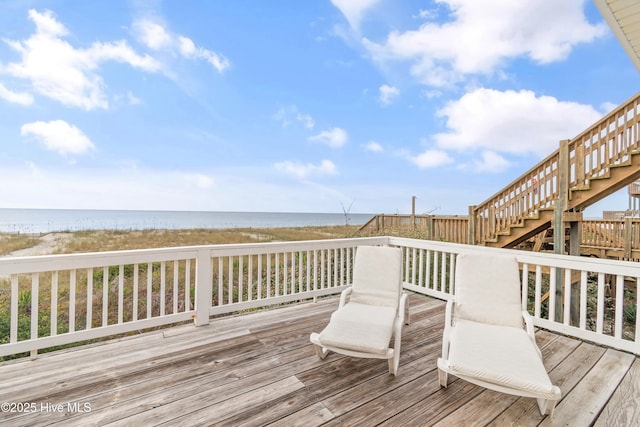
top-left (454, 252), bottom-right (523, 328)
top-left (350, 245), bottom-right (402, 308)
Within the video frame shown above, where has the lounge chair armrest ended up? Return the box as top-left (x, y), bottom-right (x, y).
top-left (522, 310), bottom-right (536, 338)
top-left (338, 286), bottom-right (353, 308)
top-left (522, 310), bottom-right (543, 359)
top-left (444, 297), bottom-right (455, 326)
top-left (441, 297), bottom-right (456, 359)
top-left (397, 292), bottom-right (409, 325)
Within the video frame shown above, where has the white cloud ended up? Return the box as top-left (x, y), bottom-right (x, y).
top-left (331, 0), bottom-right (382, 31)
top-left (127, 91), bottom-right (141, 105)
top-left (363, 0), bottom-right (607, 87)
top-left (182, 173), bottom-right (214, 189)
top-left (0, 164), bottom-right (368, 212)
top-left (363, 141), bottom-right (383, 152)
top-left (2, 9), bottom-right (161, 110)
top-left (134, 19), bottom-right (230, 73)
top-left (309, 127), bottom-right (348, 148)
top-left (273, 105), bottom-right (315, 129)
top-left (379, 84), bottom-right (399, 105)
top-left (0, 165), bottom-right (220, 211)
top-left (434, 88), bottom-right (602, 157)
top-left (0, 82), bottom-right (33, 105)
top-left (21, 119), bottom-right (95, 156)
top-left (274, 159), bottom-right (337, 179)
top-left (473, 151), bottom-right (510, 173)
top-left (410, 149), bottom-right (453, 169)
top-left (296, 113), bottom-right (315, 129)
top-left (134, 20), bottom-right (172, 50)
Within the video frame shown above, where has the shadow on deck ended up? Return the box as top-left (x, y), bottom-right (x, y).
top-left (0, 294), bottom-right (638, 426)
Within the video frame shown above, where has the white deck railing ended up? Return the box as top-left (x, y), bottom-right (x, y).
top-left (0, 236), bottom-right (638, 358)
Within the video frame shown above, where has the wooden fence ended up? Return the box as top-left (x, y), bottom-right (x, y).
top-left (359, 214), bottom-right (640, 259)
top-left (358, 214), bottom-right (469, 244)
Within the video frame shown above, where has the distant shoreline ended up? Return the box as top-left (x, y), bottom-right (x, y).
top-left (0, 208), bottom-right (373, 234)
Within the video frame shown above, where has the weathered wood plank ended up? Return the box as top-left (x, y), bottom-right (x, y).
top-left (540, 348), bottom-right (635, 427)
top-left (432, 389), bottom-right (520, 427)
top-left (149, 376), bottom-right (306, 426)
top-left (594, 358), bottom-right (640, 427)
top-left (266, 402), bottom-right (335, 427)
top-left (378, 377), bottom-right (482, 426)
top-left (0, 330), bottom-right (258, 403)
top-left (0, 298), bottom-right (336, 386)
top-left (0, 294), bottom-right (636, 427)
top-left (1, 313), bottom-right (341, 425)
top-left (58, 346), bottom-right (327, 426)
top-left (321, 331), bottom-right (443, 417)
top-left (327, 356), bottom-right (444, 426)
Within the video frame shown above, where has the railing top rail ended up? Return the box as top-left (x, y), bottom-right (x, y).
top-left (582, 218), bottom-right (640, 223)
top-left (567, 90), bottom-right (640, 146)
top-left (357, 215), bottom-right (379, 231)
top-left (0, 236), bottom-right (391, 275)
top-left (474, 148), bottom-right (560, 211)
top-left (363, 214), bottom-right (468, 219)
top-left (388, 236), bottom-right (640, 276)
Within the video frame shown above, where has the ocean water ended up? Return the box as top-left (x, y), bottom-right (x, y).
top-left (0, 208), bottom-right (374, 234)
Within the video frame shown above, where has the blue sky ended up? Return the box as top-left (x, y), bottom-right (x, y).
top-left (0, 0), bottom-right (638, 216)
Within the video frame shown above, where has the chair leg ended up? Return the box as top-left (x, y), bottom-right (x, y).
top-left (537, 398), bottom-right (556, 416)
top-left (438, 368), bottom-right (448, 388)
top-left (313, 344), bottom-right (329, 360)
top-left (404, 297), bottom-right (411, 325)
top-left (388, 352), bottom-right (399, 376)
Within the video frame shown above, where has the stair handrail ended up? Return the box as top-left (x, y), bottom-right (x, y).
top-left (567, 91), bottom-right (640, 190)
top-left (473, 90), bottom-right (640, 245)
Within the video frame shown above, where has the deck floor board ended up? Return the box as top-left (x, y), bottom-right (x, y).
top-left (0, 294), bottom-right (637, 427)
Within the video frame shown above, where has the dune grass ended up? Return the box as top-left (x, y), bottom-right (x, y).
top-left (0, 233), bottom-right (40, 256)
top-left (0, 225), bottom-right (361, 256)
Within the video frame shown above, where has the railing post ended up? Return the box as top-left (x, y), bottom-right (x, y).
top-left (624, 216), bottom-right (633, 259)
top-left (559, 139), bottom-right (570, 209)
top-left (194, 248), bottom-right (213, 326)
top-left (468, 205), bottom-right (476, 245)
top-left (553, 200), bottom-right (565, 322)
top-left (411, 195), bottom-right (416, 231)
top-left (488, 205), bottom-right (496, 238)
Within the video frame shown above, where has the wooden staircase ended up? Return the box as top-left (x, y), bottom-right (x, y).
top-left (472, 91), bottom-right (640, 249)
top-left (568, 151), bottom-right (640, 211)
top-left (482, 209), bottom-right (555, 248)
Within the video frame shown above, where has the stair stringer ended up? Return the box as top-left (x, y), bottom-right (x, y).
top-left (568, 151), bottom-right (640, 211)
top-left (482, 209), bottom-right (555, 249)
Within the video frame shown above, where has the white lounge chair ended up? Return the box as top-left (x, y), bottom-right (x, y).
top-left (437, 252), bottom-right (561, 416)
top-left (310, 245), bottom-right (409, 375)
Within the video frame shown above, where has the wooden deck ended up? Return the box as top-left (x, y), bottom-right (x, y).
top-left (0, 294), bottom-right (638, 426)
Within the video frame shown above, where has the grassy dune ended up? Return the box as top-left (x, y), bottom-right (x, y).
top-left (0, 225), bottom-right (362, 256)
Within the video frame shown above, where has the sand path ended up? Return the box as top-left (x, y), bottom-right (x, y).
top-left (6, 232), bottom-right (74, 257)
